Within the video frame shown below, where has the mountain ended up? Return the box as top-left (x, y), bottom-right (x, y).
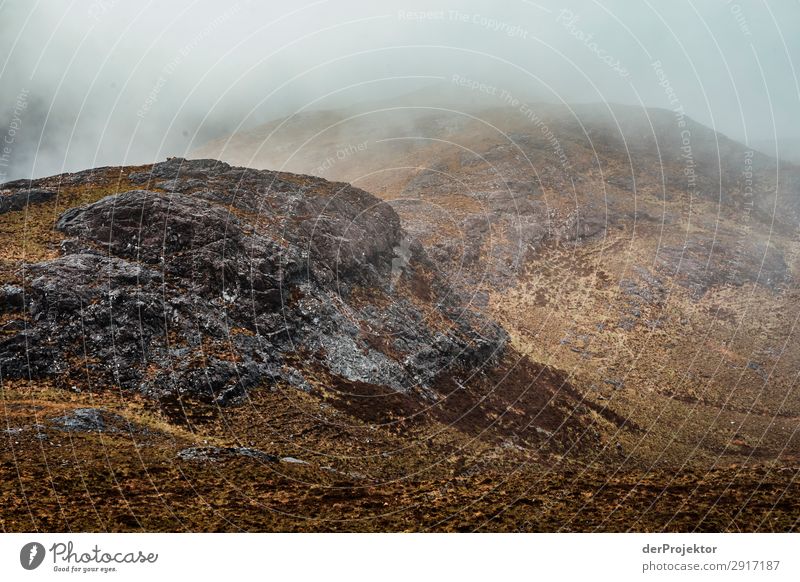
top-left (2, 101), bottom-right (799, 531)
top-left (751, 137), bottom-right (800, 165)
top-left (195, 102), bottom-right (800, 470)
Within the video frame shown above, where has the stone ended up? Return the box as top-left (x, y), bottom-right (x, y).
top-left (0, 159), bottom-right (507, 409)
top-left (0, 188), bottom-right (56, 214)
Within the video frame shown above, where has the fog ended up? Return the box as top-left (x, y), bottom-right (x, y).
top-left (1, 0), bottom-right (799, 182)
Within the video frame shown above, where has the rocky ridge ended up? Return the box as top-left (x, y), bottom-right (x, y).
top-left (0, 158), bottom-right (508, 410)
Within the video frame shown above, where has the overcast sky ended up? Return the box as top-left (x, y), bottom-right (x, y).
top-left (1, 0), bottom-right (799, 181)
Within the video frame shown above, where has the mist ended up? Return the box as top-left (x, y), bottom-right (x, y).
top-left (1, 0), bottom-right (799, 182)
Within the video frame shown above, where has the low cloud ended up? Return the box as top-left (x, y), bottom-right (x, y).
top-left (1, 0), bottom-right (798, 181)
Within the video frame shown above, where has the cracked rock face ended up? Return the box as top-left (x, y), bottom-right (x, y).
top-left (0, 158), bottom-right (506, 405)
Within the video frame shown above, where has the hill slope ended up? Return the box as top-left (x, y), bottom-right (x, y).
top-left (1, 102), bottom-right (799, 531)
top-left (196, 103), bottom-right (800, 471)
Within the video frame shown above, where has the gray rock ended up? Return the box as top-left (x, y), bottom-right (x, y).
top-left (177, 446), bottom-right (278, 463)
top-left (0, 188), bottom-right (55, 214)
top-left (280, 456), bottom-right (308, 465)
top-left (0, 285), bottom-right (25, 311)
top-left (0, 159), bottom-right (507, 418)
top-left (49, 408), bottom-right (123, 433)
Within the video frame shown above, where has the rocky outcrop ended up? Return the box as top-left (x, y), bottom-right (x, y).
top-left (0, 158), bottom-right (506, 406)
top-left (0, 188), bottom-right (56, 214)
